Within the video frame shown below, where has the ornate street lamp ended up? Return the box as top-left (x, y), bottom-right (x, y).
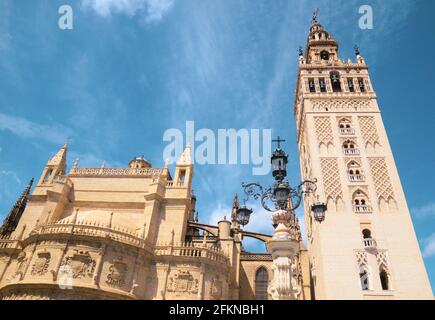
top-left (239, 137), bottom-right (327, 300)
top-left (241, 137), bottom-right (325, 221)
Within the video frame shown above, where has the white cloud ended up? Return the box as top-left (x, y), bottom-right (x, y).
top-left (0, 112), bottom-right (73, 146)
top-left (422, 234), bottom-right (435, 258)
top-left (413, 203), bottom-right (435, 219)
top-left (81, 0), bottom-right (174, 22)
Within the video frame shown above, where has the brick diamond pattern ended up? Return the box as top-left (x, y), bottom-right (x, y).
top-left (358, 116), bottom-right (379, 145)
top-left (368, 158), bottom-right (395, 201)
top-left (314, 117), bottom-right (333, 146)
top-left (320, 158), bottom-right (343, 201)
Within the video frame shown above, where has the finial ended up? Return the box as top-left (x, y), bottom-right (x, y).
top-left (73, 158), bottom-right (80, 169)
top-left (272, 136), bottom-right (286, 149)
top-left (298, 46), bottom-right (304, 57)
top-left (195, 211), bottom-right (199, 223)
top-left (312, 8), bottom-right (320, 23)
top-left (354, 45), bottom-right (361, 57)
top-left (100, 161), bottom-right (107, 169)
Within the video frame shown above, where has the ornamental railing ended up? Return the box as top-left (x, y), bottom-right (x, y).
top-left (340, 128), bottom-right (355, 135)
top-left (5, 221), bottom-right (229, 265)
top-left (31, 219), bottom-right (151, 251)
top-left (69, 167), bottom-right (164, 177)
top-left (154, 242), bottom-right (229, 265)
top-left (354, 205), bottom-right (373, 213)
top-left (343, 148), bottom-right (360, 155)
top-left (363, 238), bottom-right (377, 250)
top-left (0, 235), bottom-right (20, 250)
top-left (349, 174), bottom-right (365, 182)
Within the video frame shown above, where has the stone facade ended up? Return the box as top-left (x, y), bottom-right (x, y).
top-left (295, 17), bottom-right (433, 299)
top-left (0, 145), bottom-right (310, 300)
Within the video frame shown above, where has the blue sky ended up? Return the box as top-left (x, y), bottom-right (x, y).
top-left (0, 0), bottom-right (434, 292)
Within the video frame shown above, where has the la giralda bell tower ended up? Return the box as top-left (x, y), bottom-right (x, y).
top-left (294, 15), bottom-right (433, 299)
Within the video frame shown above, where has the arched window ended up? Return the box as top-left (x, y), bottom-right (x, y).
top-left (362, 229), bottom-right (372, 239)
top-left (353, 190), bottom-right (372, 213)
top-left (339, 119), bottom-right (354, 135)
top-left (255, 267), bottom-right (269, 300)
top-left (380, 268), bottom-right (390, 291)
top-left (320, 50), bottom-right (330, 61)
top-left (330, 71), bottom-right (342, 92)
top-left (359, 269), bottom-right (370, 291)
top-left (343, 140), bottom-right (359, 155)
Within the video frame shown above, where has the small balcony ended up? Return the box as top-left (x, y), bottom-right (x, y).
top-left (340, 128), bottom-right (355, 135)
top-left (363, 238), bottom-right (377, 250)
top-left (343, 148), bottom-right (360, 156)
top-left (349, 174), bottom-right (365, 183)
top-left (354, 205), bottom-right (373, 213)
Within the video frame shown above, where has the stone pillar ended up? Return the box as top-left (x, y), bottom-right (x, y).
top-left (266, 210), bottom-right (300, 300)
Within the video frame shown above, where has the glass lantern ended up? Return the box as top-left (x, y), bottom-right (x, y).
top-left (271, 148), bottom-right (288, 182)
top-left (273, 183), bottom-right (290, 210)
top-left (311, 201), bottom-right (327, 223)
top-left (236, 205), bottom-right (253, 227)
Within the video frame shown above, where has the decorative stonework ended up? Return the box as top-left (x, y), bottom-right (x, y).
top-left (368, 158), bottom-right (395, 202)
top-left (320, 158), bottom-right (343, 202)
top-left (106, 258), bottom-right (128, 287)
top-left (358, 116), bottom-right (379, 146)
top-left (376, 250), bottom-right (390, 271)
top-left (355, 250), bottom-right (368, 268)
top-left (312, 99), bottom-right (371, 112)
top-left (61, 250), bottom-right (96, 279)
top-left (167, 271), bottom-right (199, 294)
top-left (31, 252), bottom-right (51, 276)
top-left (314, 117), bottom-right (334, 146)
top-left (13, 252), bottom-right (28, 280)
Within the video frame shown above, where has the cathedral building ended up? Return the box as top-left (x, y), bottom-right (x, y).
top-left (0, 17), bottom-right (432, 300)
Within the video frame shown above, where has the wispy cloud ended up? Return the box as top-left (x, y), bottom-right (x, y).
top-left (412, 202), bottom-right (435, 219)
top-left (81, 0), bottom-right (175, 23)
top-left (0, 170), bottom-right (22, 209)
top-left (422, 234), bottom-right (435, 258)
top-left (0, 112), bottom-right (73, 146)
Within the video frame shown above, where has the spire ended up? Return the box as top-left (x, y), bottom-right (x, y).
top-left (305, 10), bottom-right (339, 64)
top-left (47, 144), bottom-right (67, 167)
top-left (231, 194), bottom-right (239, 224)
top-left (0, 178), bottom-right (34, 237)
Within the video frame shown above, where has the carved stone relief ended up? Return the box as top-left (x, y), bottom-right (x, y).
top-left (60, 250), bottom-right (96, 279)
top-left (106, 258), bottom-right (128, 287)
top-left (167, 270), bottom-right (198, 295)
top-left (31, 252), bottom-right (51, 276)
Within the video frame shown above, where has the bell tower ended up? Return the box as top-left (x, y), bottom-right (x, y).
top-left (294, 14), bottom-right (432, 299)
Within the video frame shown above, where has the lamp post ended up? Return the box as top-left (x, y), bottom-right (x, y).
top-left (239, 137), bottom-right (327, 300)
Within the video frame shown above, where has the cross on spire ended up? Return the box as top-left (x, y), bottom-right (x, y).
top-left (273, 136), bottom-right (286, 149)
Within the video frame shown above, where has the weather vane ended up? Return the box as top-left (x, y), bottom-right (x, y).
top-left (312, 8), bottom-right (320, 22)
top-left (354, 45), bottom-right (361, 56)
